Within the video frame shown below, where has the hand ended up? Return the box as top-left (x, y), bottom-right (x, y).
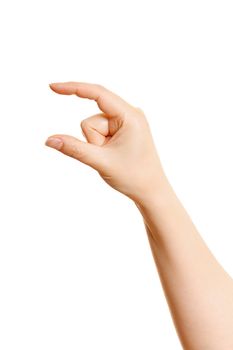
top-left (45, 82), bottom-right (167, 203)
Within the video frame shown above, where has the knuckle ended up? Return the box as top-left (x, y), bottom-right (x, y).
top-left (134, 107), bottom-right (145, 115)
top-left (71, 144), bottom-right (84, 160)
top-left (80, 119), bottom-right (88, 130)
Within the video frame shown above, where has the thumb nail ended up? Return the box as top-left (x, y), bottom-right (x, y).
top-left (45, 137), bottom-right (63, 150)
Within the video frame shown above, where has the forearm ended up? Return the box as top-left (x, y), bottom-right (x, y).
top-left (135, 180), bottom-right (233, 350)
top-left (47, 81), bottom-right (233, 349)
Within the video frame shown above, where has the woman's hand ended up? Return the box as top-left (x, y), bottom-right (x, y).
top-left (46, 82), bottom-right (233, 350)
top-left (46, 82), bottom-right (167, 203)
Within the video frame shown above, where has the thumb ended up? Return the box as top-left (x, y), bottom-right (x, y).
top-left (45, 134), bottom-right (107, 171)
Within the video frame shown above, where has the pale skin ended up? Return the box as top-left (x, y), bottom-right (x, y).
top-left (45, 81), bottom-right (233, 350)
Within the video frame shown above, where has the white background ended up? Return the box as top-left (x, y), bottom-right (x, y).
top-left (0, 0), bottom-right (233, 349)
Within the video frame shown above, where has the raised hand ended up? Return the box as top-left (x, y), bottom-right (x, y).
top-left (46, 82), bottom-right (167, 203)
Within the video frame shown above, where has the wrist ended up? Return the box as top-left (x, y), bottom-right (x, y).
top-left (133, 176), bottom-right (175, 210)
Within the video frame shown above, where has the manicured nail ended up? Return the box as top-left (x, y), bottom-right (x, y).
top-left (49, 82), bottom-right (59, 88)
top-left (45, 137), bottom-right (63, 150)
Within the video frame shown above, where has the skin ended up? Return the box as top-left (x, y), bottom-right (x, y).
top-left (45, 81), bottom-right (233, 350)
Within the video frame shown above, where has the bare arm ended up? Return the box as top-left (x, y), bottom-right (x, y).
top-left (45, 81), bottom-right (233, 349)
top-left (135, 181), bottom-right (233, 350)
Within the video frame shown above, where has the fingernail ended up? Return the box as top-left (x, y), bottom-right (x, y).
top-left (45, 137), bottom-right (63, 150)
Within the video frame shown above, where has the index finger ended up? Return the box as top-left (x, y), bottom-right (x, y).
top-left (49, 81), bottom-right (134, 118)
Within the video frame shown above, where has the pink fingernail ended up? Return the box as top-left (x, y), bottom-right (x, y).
top-left (45, 137), bottom-right (63, 150)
